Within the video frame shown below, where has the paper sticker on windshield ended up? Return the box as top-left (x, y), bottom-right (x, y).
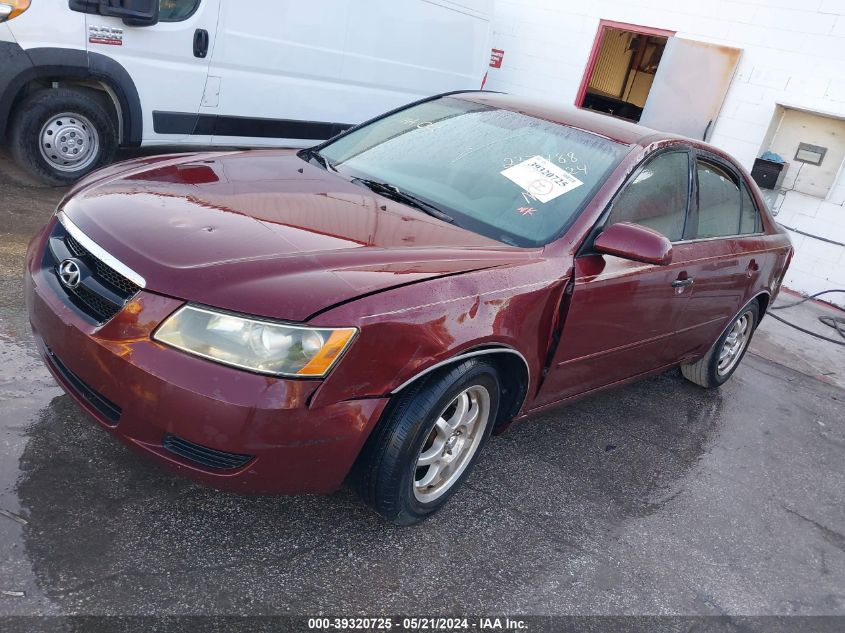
top-left (500, 155), bottom-right (583, 203)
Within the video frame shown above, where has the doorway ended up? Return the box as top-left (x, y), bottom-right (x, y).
top-left (576, 21), bottom-right (674, 123)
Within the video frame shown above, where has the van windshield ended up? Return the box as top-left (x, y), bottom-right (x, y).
top-left (318, 97), bottom-right (627, 247)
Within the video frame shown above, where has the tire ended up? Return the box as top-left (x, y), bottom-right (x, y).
top-left (681, 300), bottom-right (760, 388)
top-left (9, 88), bottom-right (117, 186)
top-left (353, 359), bottom-right (500, 525)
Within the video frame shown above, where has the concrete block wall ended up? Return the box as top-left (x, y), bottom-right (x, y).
top-left (773, 191), bottom-right (845, 299)
top-left (486, 0), bottom-right (845, 305)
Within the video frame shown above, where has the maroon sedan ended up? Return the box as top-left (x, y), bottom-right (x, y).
top-left (25, 92), bottom-right (792, 524)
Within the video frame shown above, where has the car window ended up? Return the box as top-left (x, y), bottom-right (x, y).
top-left (696, 161), bottom-right (741, 238)
top-left (319, 97), bottom-right (627, 247)
top-left (739, 184), bottom-right (762, 234)
top-left (605, 151), bottom-right (689, 241)
top-left (159, 0), bottom-right (200, 22)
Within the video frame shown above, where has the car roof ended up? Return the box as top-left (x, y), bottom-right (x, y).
top-left (453, 91), bottom-right (676, 147)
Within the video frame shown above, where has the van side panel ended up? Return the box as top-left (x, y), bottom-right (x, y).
top-left (206, 0), bottom-right (493, 146)
top-left (342, 0), bottom-right (492, 97)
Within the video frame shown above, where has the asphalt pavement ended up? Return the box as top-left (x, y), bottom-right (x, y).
top-left (0, 150), bottom-right (843, 619)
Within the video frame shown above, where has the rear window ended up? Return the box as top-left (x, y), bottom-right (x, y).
top-left (319, 97), bottom-right (627, 247)
top-left (697, 161), bottom-right (741, 238)
top-left (739, 184), bottom-right (762, 234)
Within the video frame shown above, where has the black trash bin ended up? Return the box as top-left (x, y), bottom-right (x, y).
top-left (751, 158), bottom-right (785, 190)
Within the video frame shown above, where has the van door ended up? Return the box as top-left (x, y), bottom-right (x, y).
top-left (84, 0), bottom-right (220, 144)
top-left (205, 0), bottom-right (353, 147)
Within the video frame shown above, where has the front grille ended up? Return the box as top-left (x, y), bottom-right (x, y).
top-left (66, 234), bottom-right (141, 296)
top-left (70, 283), bottom-right (122, 321)
top-left (162, 434), bottom-right (254, 471)
top-left (45, 347), bottom-right (122, 425)
top-left (46, 221), bottom-right (141, 324)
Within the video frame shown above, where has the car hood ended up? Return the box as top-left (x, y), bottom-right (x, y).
top-left (61, 150), bottom-right (535, 322)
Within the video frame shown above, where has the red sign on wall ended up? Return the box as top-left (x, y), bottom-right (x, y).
top-left (489, 48), bottom-right (505, 68)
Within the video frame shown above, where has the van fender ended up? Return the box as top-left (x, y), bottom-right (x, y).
top-left (0, 43), bottom-right (142, 145)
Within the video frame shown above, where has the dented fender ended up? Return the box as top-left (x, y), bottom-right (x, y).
top-left (308, 257), bottom-right (571, 412)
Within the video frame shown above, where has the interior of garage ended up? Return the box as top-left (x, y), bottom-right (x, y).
top-left (581, 26), bottom-right (669, 122)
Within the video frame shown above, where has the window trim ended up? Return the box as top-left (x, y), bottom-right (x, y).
top-left (158, 0), bottom-right (201, 23)
top-left (579, 145), bottom-right (694, 256)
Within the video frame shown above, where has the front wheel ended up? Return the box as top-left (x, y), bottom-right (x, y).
top-left (681, 300), bottom-right (759, 388)
top-left (353, 359), bottom-right (500, 525)
top-left (9, 88), bottom-right (117, 185)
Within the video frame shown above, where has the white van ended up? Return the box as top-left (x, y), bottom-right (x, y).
top-left (0, 0), bottom-right (493, 184)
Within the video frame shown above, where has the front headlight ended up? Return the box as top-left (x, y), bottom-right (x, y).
top-left (153, 305), bottom-right (356, 377)
top-left (0, 1), bottom-right (30, 22)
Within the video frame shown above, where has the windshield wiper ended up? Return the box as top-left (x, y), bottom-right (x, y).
top-left (351, 178), bottom-right (455, 224)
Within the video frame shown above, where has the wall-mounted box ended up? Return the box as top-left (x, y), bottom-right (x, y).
top-left (751, 158), bottom-right (787, 190)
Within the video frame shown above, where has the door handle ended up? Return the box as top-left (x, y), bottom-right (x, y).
top-left (671, 277), bottom-right (694, 288)
top-left (747, 259), bottom-right (759, 276)
top-left (193, 29), bottom-right (209, 58)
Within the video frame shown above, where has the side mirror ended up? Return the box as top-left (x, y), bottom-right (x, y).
top-left (69, 0), bottom-right (159, 27)
top-left (593, 222), bottom-right (673, 266)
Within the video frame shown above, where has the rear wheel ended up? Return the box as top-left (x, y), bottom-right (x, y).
top-left (681, 300), bottom-right (759, 388)
top-left (9, 88), bottom-right (117, 185)
top-left (353, 359), bottom-right (499, 525)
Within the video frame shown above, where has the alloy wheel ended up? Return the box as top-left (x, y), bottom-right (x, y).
top-left (413, 385), bottom-right (491, 503)
top-left (717, 310), bottom-right (753, 376)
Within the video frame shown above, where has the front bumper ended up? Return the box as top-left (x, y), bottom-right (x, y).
top-left (25, 222), bottom-right (388, 494)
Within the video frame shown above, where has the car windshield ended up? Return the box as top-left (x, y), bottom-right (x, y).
top-left (318, 97), bottom-right (628, 247)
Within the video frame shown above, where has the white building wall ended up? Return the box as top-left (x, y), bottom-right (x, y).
top-left (486, 0), bottom-right (845, 305)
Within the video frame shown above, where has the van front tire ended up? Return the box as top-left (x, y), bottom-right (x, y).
top-left (9, 88), bottom-right (117, 186)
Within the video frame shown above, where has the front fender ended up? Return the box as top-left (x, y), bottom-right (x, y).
top-left (307, 258), bottom-right (566, 412)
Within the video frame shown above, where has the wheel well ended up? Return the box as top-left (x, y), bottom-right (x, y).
top-left (6, 77), bottom-right (123, 139)
top-left (7, 78), bottom-right (122, 140)
top-left (753, 291), bottom-right (770, 322)
top-left (482, 351), bottom-right (530, 427)
top-left (393, 348), bottom-right (530, 429)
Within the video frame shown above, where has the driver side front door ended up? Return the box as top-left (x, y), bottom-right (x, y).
top-left (84, 0), bottom-right (221, 144)
top-left (536, 148), bottom-right (696, 407)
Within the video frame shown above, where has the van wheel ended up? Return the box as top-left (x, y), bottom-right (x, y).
top-left (9, 88), bottom-right (117, 186)
top-left (353, 359), bottom-right (499, 525)
top-left (681, 300), bottom-right (759, 388)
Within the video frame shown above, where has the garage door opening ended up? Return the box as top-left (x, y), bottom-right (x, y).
top-left (576, 21), bottom-right (674, 123)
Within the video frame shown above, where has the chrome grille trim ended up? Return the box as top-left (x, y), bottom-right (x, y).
top-left (57, 211), bottom-right (146, 288)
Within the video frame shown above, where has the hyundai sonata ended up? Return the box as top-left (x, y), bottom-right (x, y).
top-left (25, 92), bottom-right (792, 524)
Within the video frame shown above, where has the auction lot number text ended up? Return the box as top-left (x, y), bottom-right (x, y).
top-left (308, 617), bottom-right (528, 631)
